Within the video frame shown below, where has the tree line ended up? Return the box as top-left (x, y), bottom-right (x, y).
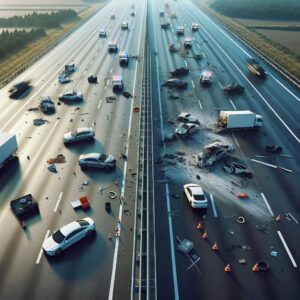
top-left (0, 10), bottom-right (79, 28)
top-left (0, 29), bottom-right (45, 59)
top-left (210, 0), bottom-right (300, 20)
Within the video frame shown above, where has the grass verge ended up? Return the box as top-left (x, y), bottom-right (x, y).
top-left (0, 2), bottom-right (107, 86)
top-left (191, 1), bottom-right (300, 81)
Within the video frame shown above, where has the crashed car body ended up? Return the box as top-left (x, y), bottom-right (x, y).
top-left (79, 153), bottom-right (116, 170)
top-left (223, 83), bottom-right (244, 94)
top-left (198, 141), bottom-right (234, 167)
top-left (175, 123), bottom-right (199, 136)
top-left (40, 96), bottom-right (55, 113)
top-left (169, 67), bottom-right (189, 77)
top-left (192, 23), bottom-right (199, 31)
top-left (59, 90), bottom-right (83, 102)
top-left (64, 64), bottom-right (75, 73)
top-left (87, 75), bottom-right (97, 83)
top-left (183, 184), bottom-right (208, 209)
top-left (161, 23), bottom-right (170, 29)
top-left (99, 29), bottom-right (107, 37)
top-left (223, 157), bottom-right (252, 177)
top-left (9, 80), bottom-right (31, 98)
top-left (58, 73), bottom-right (71, 84)
top-left (162, 78), bottom-right (188, 89)
top-left (176, 112), bottom-right (199, 124)
top-left (64, 127), bottom-right (95, 144)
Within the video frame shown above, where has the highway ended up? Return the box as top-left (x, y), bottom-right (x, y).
top-left (148, 0), bottom-right (300, 300)
top-left (1, 0), bottom-right (300, 299)
top-left (0, 0), bottom-right (146, 299)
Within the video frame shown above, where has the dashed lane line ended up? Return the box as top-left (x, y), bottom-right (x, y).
top-left (229, 99), bottom-right (236, 110)
top-left (36, 230), bottom-right (50, 264)
top-left (260, 193), bottom-right (274, 217)
top-left (53, 192), bottom-right (63, 213)
top-left (209, 194), bottom-right (218, 218)
top-left (277, 231), bottom-right (297, 268)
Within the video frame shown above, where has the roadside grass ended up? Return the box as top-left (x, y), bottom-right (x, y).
top-left (191, 1), bottom-right (300, 80)
top-left (0, 3), bottom-right (105, 83)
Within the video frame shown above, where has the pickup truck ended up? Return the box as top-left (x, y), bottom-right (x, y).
top-left (0, 131), bottom-right (18, 169)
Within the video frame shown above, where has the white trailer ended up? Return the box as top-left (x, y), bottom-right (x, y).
top-left (218, 110), bottom-right (263, 130)
top-left (0, 131), bottom-right (18, 168)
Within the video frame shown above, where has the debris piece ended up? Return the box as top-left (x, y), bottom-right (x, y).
top-left (176, 150), bottom-right (185, 156)
top-left (33, 119), bottom-right (49, 126)
top-left (106, 95), bottom-right (116, 102)
top-left (238, 258), bottom-right (247, 264)
top-left (236, 216), bottom-right (246, 224)
top-left (176, 236), bottom-right (194, 254)
top-left (133, 107), bottom-right (140, 113)
top-left (223, 157), bottom-right (252, 177)
top-left (224, 264), bottom-right (231, 272)
top-left (228, 229), bottom-right (234, 235)
top-left (105, 202), bottom-right (111, 212)
top-left (108, 233), bottom-right (112, 239)
top-left (71, 196), bottom-right (90, 209)
top-left (241, 245), bottom-right (251, 250)
top-left (164, 153), bottom-right (176, 159)
top-left (265, 145), bottom-right (282, 153)
top-left (122, 91), bottom-right (133, 98)
top-left (47, 164), bottom-right (57, 173)
top-left (87, 75), bottom-right (97, 83)
top-left (271, 251), bottom-right (278, 257)
top-left (108, 191), bottom-right (117, 199)
top-left (47, 154), bottom-right (66, 164)
top-left (198, 141), bottom-right (234, 167)
top-left (196, 174), bottom-right (201, 180)
top-left (82, 180), bottom-right (89, 186)
top-left (167, 118), bottom-right (175, 124)
top-left (257, 261), bottom-right (270, 272)
top-left (169, 94), bottom-right (180, 100)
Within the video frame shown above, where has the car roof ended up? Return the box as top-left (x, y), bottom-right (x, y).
top-left (113, 75), bottom-right (122, 81)
top-left (81, 153), bottom-right (101, 159)
top-left (76, 127), bottom-right (93, 133)
top-left (60, 221), bottom-right (81, 236)
top-left (119, 51), bottom-right (128, 55)
top-left (187, 184), bottom-right (204, 195)
top-left (202, 71), bottom-right (212, 77)
top-left (109, 40), bottom-right (117, 45)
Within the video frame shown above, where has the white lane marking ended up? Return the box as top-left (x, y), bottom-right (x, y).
top-left (36, 230), bottom-right (50, 264)
top-left (229, 99), bottom-right (236, 110)
top-left (218, 81), bottom-right (223, 89)
top-left (75, 80), bottom-right (81, 90)
top-left (108, 1), bottom-right (146, 299)
top-left (198, 99), bottom-right (202, 110)
top-left (288, 212), bottom-right (299, 224)
top-left (197, 17), bottom-right (300, 144)
top-left (150, 0), bottom-right (179, 298)
top-left (277, 231), bottom-right (297, 268)
top-left (260, 193), bottom-right (274, 217)
top-left (197, 44), bottom-right (201, 49)
top-left (209, 194), bottom-right (218, 217)
top-left (250, 159), bottom-right (277, 168)
top-left (191, 80), bottom-right (195, 89)
top-left (196, 6), bottom-right (300, 102)
top-left (232, 133), bottom-right (240, 147)
top-left (166, 183), bottom-right (180, 300)
top-left (184, 60), bottom-right (188, 67)
top-left (97, 99), bottom-right (102, 109)
top-left (53, 192), bottom-right (63, 213)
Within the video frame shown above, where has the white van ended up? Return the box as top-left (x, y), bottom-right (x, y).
top-left (108, 40), bottom-right (118, 52)
top-left (184, 37), bottom-right (192, 48)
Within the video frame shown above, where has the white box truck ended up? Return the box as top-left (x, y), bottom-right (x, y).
top-left (0, 131), bottom-right (18, 169)
top-left (218, 110), bottom-right (263, 130)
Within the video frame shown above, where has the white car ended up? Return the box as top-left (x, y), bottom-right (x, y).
top-left (183, 184), bottom-right (208, 209)
top-left (99, 29), bottom-right (107, 37)
top-left (200, 71), bottom-right (212, 85)
top-left (176, 113), bottom-right (199, 124)
top-left (42, 218), bottom-right (95, 256)
top-left (64, 127), bottom-right (95, 144)
top-left (192, 23), bottom-right (199, 31)
top-left (176, 26), bottom-right (184, 35)
top-left (175, 123), bottom-right (199, 136)
top-left (121, 22), bottom-right (128, 29)
top-left (58, 73), bottom-right (71, 84)
top-left (59, 90), bottom-right (83, 102)
top-left (79, 153), bottom-right (116, 170)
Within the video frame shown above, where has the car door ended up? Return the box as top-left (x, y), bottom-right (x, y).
top-left (185, 187), bottom-right (193, 203)
top-left (76, 131), bottom-right (86, 142)
top-left (64, 227), bottom-right (86, 249)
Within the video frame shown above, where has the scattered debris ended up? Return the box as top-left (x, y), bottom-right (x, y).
top-left (265, 145), bottom-right (282, 153)
top-left (169, 94), bottom-right (180, 100)
top-left (257, 261), bottom-right (270, 271)
top-left (27, 107), bottom-right (39, 112)
top-left (47, 154), bottom-right (66, 164)
top-left (82, 180), bottom-right (89, 186)
top-left (106, 95), bottom-right (116, 102)
top-left (176, 235), bottom-right (194, 254)
top-left (237, 193), bottom-right (249, 199)
top-left (236, 216), bottom-right (246, 224)
top-left (108, 191), bottom-right (117, 199)
top-left (87, 75), bottom-right (97, 83)
top-left (122, 91), bottom-right (133, 98)
top-left (121, 153), bottom-right (127, 160)
top-left (105, 202), bottom-right (111, 212)
top-left (198, 141), bottom-right (234, 167)
top-left (271, 251), bottom-right (278, 257)
top-left (223, 157), bottom-right (252, 177)
top-left (228, 229), bottom-right (234, 235)
top-left (238, 258), bottom-right (247, 264)
top-left (33, 119), bottom-right (49, 126)
top-left (71, 196), bottom-right (90, 209)
top-left (133, 107), bottom-right (140, 113)
top-left (176, 150), bottom-right (185, 156)
top-left (47, 164), bottom-right (57, 173)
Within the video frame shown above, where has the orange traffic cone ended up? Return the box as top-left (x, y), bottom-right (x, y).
top-left (238, 193), bottom-right (249, 199)
top-left (115, 231), bottom-right (120, 237)
top-left (212, 242), bottom-right (219, 251)
top-left (252, 263), bottom-right (259, 272)
top-left (202, 231), bottom-right (208, 239)
top-left (224, 264), bottom-right (231, 272)
top-left (275, 214), bottom-right (281, 222)
top-left (197, 222), bottom-right (203, 230)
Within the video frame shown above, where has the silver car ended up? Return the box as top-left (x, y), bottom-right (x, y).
top-left (175, 123), bottom-right (199, 136)
top-left (79, 153), bottom-right (116, 170)
top-left (59, 90), bottom-right (83, 102)
top-left (64, 127), bottom-right (95, 144)
top-left (42, 218), bottom-right (95, 256)
top-left (176, 113), bottom-right (199, 124)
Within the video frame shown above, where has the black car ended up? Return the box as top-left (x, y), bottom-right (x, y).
top-left (247, 59), bottom-right (267, 78)
top-left (9, 80), bottom-right (31, 99)
top-left (40, 96), bottom-right (55, 113)
top-left (161, 23), bottom-right (170, 29)
top-left (169, 67), bottom-right (189, 77)
top-left (223, 83), bottom-right (244, 94)
top-left (162, 79), bottom-right (188, 89)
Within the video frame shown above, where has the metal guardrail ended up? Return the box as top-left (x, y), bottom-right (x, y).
top-left (131, 29), bottom-right (156, 300)
top-left (198, 4), bottom-right (300, 90)
top-left (0, 8), bottom-right (100, 89)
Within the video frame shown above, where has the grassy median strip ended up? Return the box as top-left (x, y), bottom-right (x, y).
top-left (0, 3), bottom-right (106, 84)
top-left (191, 1), bottom-right (300, 80)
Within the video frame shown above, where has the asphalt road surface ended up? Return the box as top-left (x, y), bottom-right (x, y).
top-left (1, 0), bottom-right (300, 299)
top-left (0, 0), bottom-right (146, 300)
top-left (149, 0), bottom-right (300, 300)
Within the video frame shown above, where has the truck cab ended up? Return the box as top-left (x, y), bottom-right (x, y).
top-left (112, 75), bottom-right (123, 91)
top-left (108, 40), bottom-right (118, 52)
top-left (119, 51), bottom-right (129, 65)
top-left (184, 37), bottom-right (192, 48)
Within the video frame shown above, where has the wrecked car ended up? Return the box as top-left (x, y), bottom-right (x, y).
top-left (88, 75), bottom-right (97, 83)
top-left (64, 127), bottom-right (95, 145)
top-left (198, 141), bottom-right (234, 167)
top-left (175, 123), bottom-right (199, 136)
top-left (223, 83), bottom-right (244, 94)
top-left (223, 157), bottom-right (252, 177)
top-left (265, 145), bottom-right (283, 153)
top-left (64, 64), bottom-right (75, 73)
top-left (9, 80), bottom-right (31, 99)
top-left (169, 67), bottom-right (189, 77)
top-left (58, 73), bottom-right (71, 84)
top-left (79, 153), bottom-right (116, 170)
top-left (162, 78), bottom-right (188, 89)
top-left (176, 112), bottom-right (199, 124)
top-left (59, 90), bottom-right (83, 102)
top-left (40, 96), bottom-right (55, 113)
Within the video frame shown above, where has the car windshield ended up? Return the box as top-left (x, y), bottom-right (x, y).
top-left (77, 219), bottom-right (89, 227)
top-left (194, 194), bottom-right (206, 201)
top-left (52, 229), bottom-right (66, 243)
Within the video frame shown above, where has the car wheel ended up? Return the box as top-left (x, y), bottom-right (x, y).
top-left (86, 230), bottom-right (93, 237)
top-left (55, 248), bottom-right (62, 256)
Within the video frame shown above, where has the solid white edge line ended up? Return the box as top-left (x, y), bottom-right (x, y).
top-left (232, 132), bottom-right (240, 147)
top-left (184, 60), bottom-right (188, 67)
top-left (277, 231), bottom-right (297, 268)
top-left (250, 159), bottom-right (277, 169)
top-left (229, 99), bottom-right (236, 110)
top-left (108, 1), bottom-right (146, 299)
top-left (36, 229), bottom-right (50, 264)
top-left (198, 99), bottom-right (202, 110)
top-left (165, 184), bottom-right (180, 300)
top-left (53, 192), bottom-right (63, 213)
top-left (260, 193), bottom-right (274, 217)
top-left (209, 194), bottom-right (218, 218)
top-left (191, 80), bottom-right (195, 89)
top-left (98, 99), bottom-right (102, 110)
